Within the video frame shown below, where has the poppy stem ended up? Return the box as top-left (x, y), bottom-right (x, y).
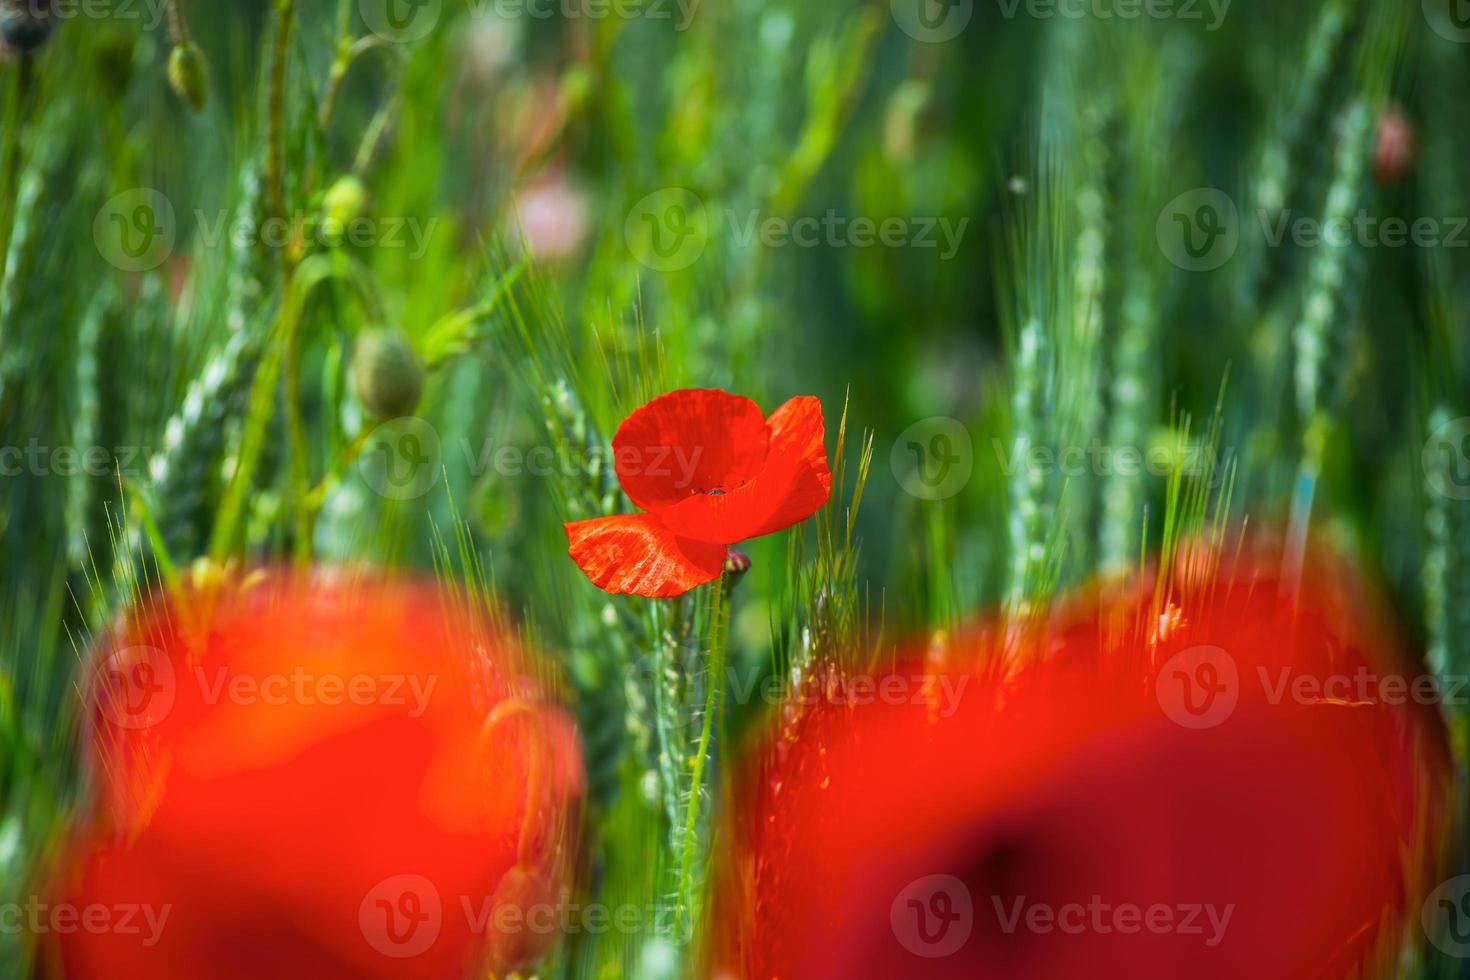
top-left (675, 571), bottom-right (733, 941)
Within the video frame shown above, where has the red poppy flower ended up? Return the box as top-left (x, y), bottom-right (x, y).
top-left (565, 388), bottom-right (831, 597)
top-left (44, 572), bottom-right (584, 980)
top-left (712, 537), bottom-right (1450, 979)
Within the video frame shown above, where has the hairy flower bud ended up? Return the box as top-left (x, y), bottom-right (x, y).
top-left (352, 327), bottom-right (424, 420)
top-left (0, 0), bottom-right (55, 52)
top-left (167, 41), bottom-right (209, 111)
top-left (321, 175), bottom-right (367, 243)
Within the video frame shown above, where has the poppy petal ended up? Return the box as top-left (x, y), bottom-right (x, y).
top-left (564, 514), bottom-right (726, 597)
top-left (654, 396), bottom-right (831, 545)
top-left (711, 537), bottom-right (1449, 979)
top-left (611, 389), bottom-right (769, 511)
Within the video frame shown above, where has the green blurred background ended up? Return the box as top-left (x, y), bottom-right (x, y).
top-left (4, 0), bottom-right (1470, 974)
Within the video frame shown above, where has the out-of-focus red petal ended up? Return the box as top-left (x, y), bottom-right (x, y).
top-left (654, 396), bottom-right (831, 545)
top-left (564, 514), bottom-right (725, 597)
top-left (712, 536), bottom-right (1450, 979)
top-left (51, 574), bottom-right (583, 980)
top-left (610, 389), bottom-right (768, 511)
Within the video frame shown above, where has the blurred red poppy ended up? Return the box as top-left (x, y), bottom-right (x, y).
top-left (44, 572), bottom-right (583, 980)
top-left (565, 388), bottom-right (831, 597)
top-left (712, 537), bottom-right (1450, 979)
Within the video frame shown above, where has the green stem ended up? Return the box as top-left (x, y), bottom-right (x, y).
top-left (164, 0), bottom-right (191, 44)
top-left (319, 0), bottom-right (357, 131)
top-left (209, 257), bottom-right (340, 562)
top-left (265, 0), bottom-right (296, 253)
top-left (0, 54), bottom-right (35, 292)
top-left (675, 573), bottom-right (732, 942)
top-left (285, 310), bottom-right (312, 567)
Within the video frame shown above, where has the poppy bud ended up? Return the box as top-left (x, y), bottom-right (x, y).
top-left (1373, 106), bottom-right (1414, 186)
top-left (45, 571), bottom-right (584, 979)
top-left (0, 0), bottom-right (55, 52)
top-left (723, 548), bottom-right (752, 578)
top-left (352, 327), bottom-right (424, 420)
top-left (322, 175), bottom-right (367, 243)
top-left (167, 41), bottom-right (209, 111)
top-left (484, 863), bottom-right (561, 975)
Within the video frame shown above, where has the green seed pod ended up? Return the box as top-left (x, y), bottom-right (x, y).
top-left (321, 175), bottom-right (367, 243)
top-left (352, 328), bottom-right (424, 420)
top-left (167, 41), bottom-right (209, 111)
top-left (0, 0), bottom-right (55, 52)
